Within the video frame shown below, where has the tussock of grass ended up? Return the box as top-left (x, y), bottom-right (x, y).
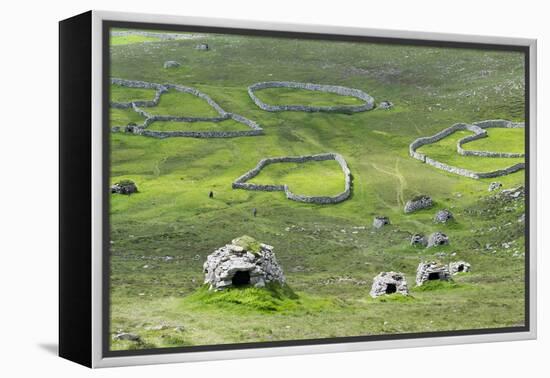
top-left (372, 294), bottom-right (415, 303)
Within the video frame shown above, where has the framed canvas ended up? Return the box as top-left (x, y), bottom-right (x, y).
top-left (59, 10), bottom-right (537, 368)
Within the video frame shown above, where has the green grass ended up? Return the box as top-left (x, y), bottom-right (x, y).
top-left (146, 89), bottom-right (220, 117)
top-left (108, 30), bottom-right (527, 351)
top-left (464, 128), bottom-right (525, 154)
top-left (111, 35), bottom-right (162, 46)
top-left (248, 159), bottom-right (346, 196)
top-left (111, 84), bottom-right (158, 103)
top-left (110, 108), bottom-right (145, 126)
top-left (231, 235), bottom-right (262, 254)
top-left (255, 87), bottom-right (365, 107)
top-left (148, 119), bottom-right (251, 132)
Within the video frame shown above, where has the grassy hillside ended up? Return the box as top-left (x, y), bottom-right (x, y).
top-left (108, 29), bottom-right (526, 351)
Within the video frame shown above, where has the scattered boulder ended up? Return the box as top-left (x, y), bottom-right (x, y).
top-left (427, 232), bottom-right (449, 247)
top-left (196, 43), bottom-right (209, 50)
top-left (124, 123), bottom-right (139, 133)
top-left (488, 182), bottom-right (502, 191)
top-left (500, 186), bottom-right (524, 200)
top-left (203, 235), bottom-right (285, 290)
top-left (373, 216), bottom-right (390, 229)
top-left (378, 100), bottom-right (394, 110)
top-left (113, 332), bottom-right (140, 342)
top-left (434, 209), bottom-right (454, 223)
top-left (449, 261), bottom-right (471, 275)
top-left (518, 213), bottom-right (525, 223)
top-left (370, 272), bottom-right (409, 297)
top-left (111, 179), bottom-right (138, 195)
top-left (410, 233), bottom-right (427, 247)
top-left (416, 261), bottom-right (451, 286)
top-left (404, 195), bottom-right (433, 213)
top-left (163, 60), bottom-right (181, 68)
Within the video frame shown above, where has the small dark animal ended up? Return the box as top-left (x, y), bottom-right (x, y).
top-left (209, 191), bottom-right (214, 198)
top-left (252, 208), bottom-right (257, 217)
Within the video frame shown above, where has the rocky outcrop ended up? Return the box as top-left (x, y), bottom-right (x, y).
top-left (110, 78), bottom-right (263, 138)
top-left (409, 120), bottom-right (525, 179)
top-left (370, 272), bottom-right (409, 297)
top-left (203, 236), bottom-right (285, 291)
top-left (111, 180), bottom-right (138, 195)
top-left (410, 233), bottom-right (427, 247)
top-left (232, 153), bottom-right (352, 204)
top-left (196, 43), bottom-right (209, 50)
top-left (416, 261), bottom-right (451, 286)
top-left (449, 261), bottom-right (471, 275)
top-left (113, 332), bottom-right (140, 341)
top-left (248, 81), bottom-right (375, 113)
top-left (488, 182), bottom-right (502, 191)
top-left (427, 232), bottom-right (449, 247)
top-left (404, 195), bottom-right (433, 213)
top-left (163, 60), bottom-right (181, 68)
top-left (434, 209), bottom-right (454, 223)
top-left (373, 216), bottom-right (390, 229)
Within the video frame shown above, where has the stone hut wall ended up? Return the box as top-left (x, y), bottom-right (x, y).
top-left (409, 120), bottom-right (525, 179)
top-left (232, 153), bottom-right (352, 204)
top-left (248, 81), bottom-right (375, 113)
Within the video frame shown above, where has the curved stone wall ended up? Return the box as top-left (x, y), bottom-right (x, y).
top-left (110, 78), bottom-right (263, 138)
top-left (232, 153), bottom-right (352, 204)
top-left (409, 120), bottom-right (525, 179)
top-left (248, 81), bottom-right (375, 113)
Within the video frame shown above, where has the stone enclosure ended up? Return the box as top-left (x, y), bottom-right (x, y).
top-left (409, 120), bottom-right (525, 179)
top-left (203, 236), bottom-right (285, 291)
top-left (110, 78), bottom-right (263, 138)
top-left (248, 81), bottom-right (375, 113)
top-left (404, 195), bottom-right (433, 213)
top-left (232, 153), bottom-right (352, 204)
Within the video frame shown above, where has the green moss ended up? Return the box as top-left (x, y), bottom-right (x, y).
top-left (232, 235), bottom-right (262, 254)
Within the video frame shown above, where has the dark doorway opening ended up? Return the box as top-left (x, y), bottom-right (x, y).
top-left (232, 271), bottom-right (251, 287)
top-left (457, 265), bottom-right (464, 272)
top-left (385, 283), bottom-right (397, 294)
top-left (427, 272), bottom-right (440, 280)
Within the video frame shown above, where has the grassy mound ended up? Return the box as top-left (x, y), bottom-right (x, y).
top-left (182, 283), bottom-right (335, 313)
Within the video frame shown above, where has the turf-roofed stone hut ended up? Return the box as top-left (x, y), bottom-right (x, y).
top-left (404, 195), bottom-right (433, 213)
top-left (416, 261), bottom-right (451, 286)
top-left (370, 272), bottom-right (409, 297)
top-left (203, 236), bottom-right (285, 291)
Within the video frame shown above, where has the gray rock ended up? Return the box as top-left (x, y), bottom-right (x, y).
top-left (488, 182), bottom-right (502, 191)
top-left (378, 100), bottom-right (394, 110)
top-left (416, 261), bottom-right (451, 286)
top-left (434, 209), bottom-right (454, 223)
top-left (404, 195), bottom-right (433, 213)
top-left (370, 272), bottom-right (409, 297)
top-left (203, 235), bottom-right (285, 290)
top-left (163, 60), bottom-right (181, 68)
top-left (195, 43), bottom-right (209, 50)
top-left (113, 332), bottom-right (140, 341)
top-left (111, 180), bottom-right (138, 195)
top-left (449, 261), bottom-right (471, 275)
top-left (410, 233), bottom-right (427, 247)
top-left (373, 216), bottom-right (390, 229)
top-left (427, 232), bottom-right (449, 247)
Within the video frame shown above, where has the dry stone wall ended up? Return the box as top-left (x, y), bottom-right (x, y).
top-left (409, 120), bottom-right (525, 179)
top-left (248, 81), bottom-right (375, 113)
top-left (232, 153), bottom-right (352, 204)
top-left (110, 78), bottom-right (263, 138)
